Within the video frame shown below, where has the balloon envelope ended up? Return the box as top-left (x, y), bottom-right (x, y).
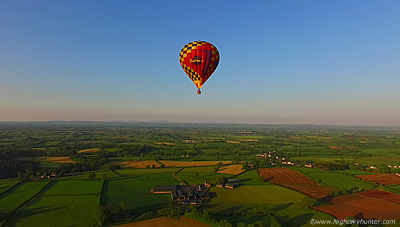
top-left (179, 41), bottom-right (220, 92)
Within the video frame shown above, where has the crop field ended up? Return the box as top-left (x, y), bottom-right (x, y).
top-left (77, 148), bottom-right (100, 153)
top-left (355, 173), bottom-right (400, 185)
top-left (40, 180), bottom-right (102, 195)
top-left (101, 173), bottom-right (179, 213)
top-left (277, 183), bottom-right (337, 199)
top-left (217, 164), bottom-right (245, 175)
top-left (208, 185), bottom-right (306, 213)
top-left (0, 179), bottom-right (19, 194)
top-left (117, 160), bottom-right (161, 168)
top-left (115, 217), bottom-right (210, 227)
top-left (258, 167), bottom-right (316, 185)
top-left (359, 189), bottom-right (400, 204)
top-left (0, 182), bottom-right (48, 225)
top-left (6, 195), bottom-right (98, 227)
top-left (313, 194), bottom-right (400, 220)
top-left (158, 160), bottom-right (232, 167)
top-left (38, 156), bottom-right (77, 163)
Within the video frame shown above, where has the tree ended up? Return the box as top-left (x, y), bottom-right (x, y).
top-left (94, 206), bottom-right (111, 226)
top-left (302, 196), bottom-right (315, 208)
top-left (214, 162), bottom-right (223, 172)
top-left (88, 172), bottom-right (96, 179)
top-left (219, 220), bottom-right (232, 227)
top-left (118, 201), bottom-right (127, 218)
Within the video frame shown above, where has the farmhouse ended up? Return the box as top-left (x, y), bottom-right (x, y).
top-left (215, 182), bottom-right (238, 189)
top-left (152, 182), bottom-right (211, 205)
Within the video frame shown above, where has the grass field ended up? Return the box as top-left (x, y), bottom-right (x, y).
top-left (5, 195), bottom-right (98, 227)
top-left (0, 179), bottom-right (19, 194)
top-left (116, 168), bottom-right (180, 176)
top-left (101, 173), bottom-right (179, 214)
top-left (40, 180), bottom-right (102, 195)
top-left (158, 160), bottom-right (232, 167)
top-left (58, 171), bottom-right (121, 180)
top-left (305, 172), bottom-right (374, 191)
top-left (355, 156), bottom-right (400, 165)
top-left (290, 167), bottom-right (376, 191)
top-left (179, 166), bottom-right (216, 173)
top-left (117, 160), bottom-right (160, 168)
top-left (176, 172), bottom-right (232, 185)
top-left (208, 185), bottom-right (306, 213)
top-left (235, 170), bottom-right (266, 185)
top-left (0, 182), bottom-right (48, 225)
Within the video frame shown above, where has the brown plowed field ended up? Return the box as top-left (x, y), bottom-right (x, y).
top-left (313, 194), bottom-right (400, 220)
top-left (277, 183), bottom-right (337, 199)
top-left (258, 167), bottom-right (316, 185)
top-left (359, 190), bottom-right (400, 204)
top-left (355, 174), bottom-right (400, 185)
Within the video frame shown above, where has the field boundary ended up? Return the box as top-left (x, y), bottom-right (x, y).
top-left (98, 179), bottom-right (106, 205)
top-left (2, 181), bottom-right (50, 227)
top-left (173, 168), bottom-right (186, 185)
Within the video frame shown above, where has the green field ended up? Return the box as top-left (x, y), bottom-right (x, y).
top-left (5, 195), bottom-right (98, 227)
top-left (58, 171), bottom-right (121, 180)
top-left (0, 182), bottom-right (48, 225)
top-left (208, 185), bottom-right (306, 213)
top-left (176, 171), bottom-right (232, 185)
top-left (289, 167), bottom-right (376, 191)
top-left (0, 179), bottom-right (19, 194)
top-left (235, 170), bottom-right (265, 185)
top-left (179, 166), bottom-right (216, 173)
top-left (101, 172), bottom-right (179, 214)
top-left (40, 180), bottom-right (102, 196)
top-left (116, 168), bottom-right (180, 176)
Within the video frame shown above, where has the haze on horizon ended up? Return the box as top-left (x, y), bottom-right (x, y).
top-left (1, 1), bottom-right (399, 126)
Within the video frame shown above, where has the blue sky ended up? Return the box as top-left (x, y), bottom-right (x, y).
top-left (1, 1), bottom-right (399, 126)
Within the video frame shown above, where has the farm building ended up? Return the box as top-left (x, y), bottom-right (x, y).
top-left (224, 183), bottom-right (237, 189)
top-left (215, 183), bottom-right (238, 189)
top-left (152, 183), bottom-right (211, 205)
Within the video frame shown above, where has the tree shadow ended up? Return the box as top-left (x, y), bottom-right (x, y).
top-left (6, 206), bottom-right (65, 226)
top-left (270, 203), bottom-right (293, 212)
top-left (275, 213), bottom-right (314, 227)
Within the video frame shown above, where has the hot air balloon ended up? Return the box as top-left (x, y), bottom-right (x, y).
top-left (179, 41), bottom-right (220, 94)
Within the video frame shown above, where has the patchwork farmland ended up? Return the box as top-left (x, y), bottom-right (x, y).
top-left (3, 123), bottom-right (400, 226)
